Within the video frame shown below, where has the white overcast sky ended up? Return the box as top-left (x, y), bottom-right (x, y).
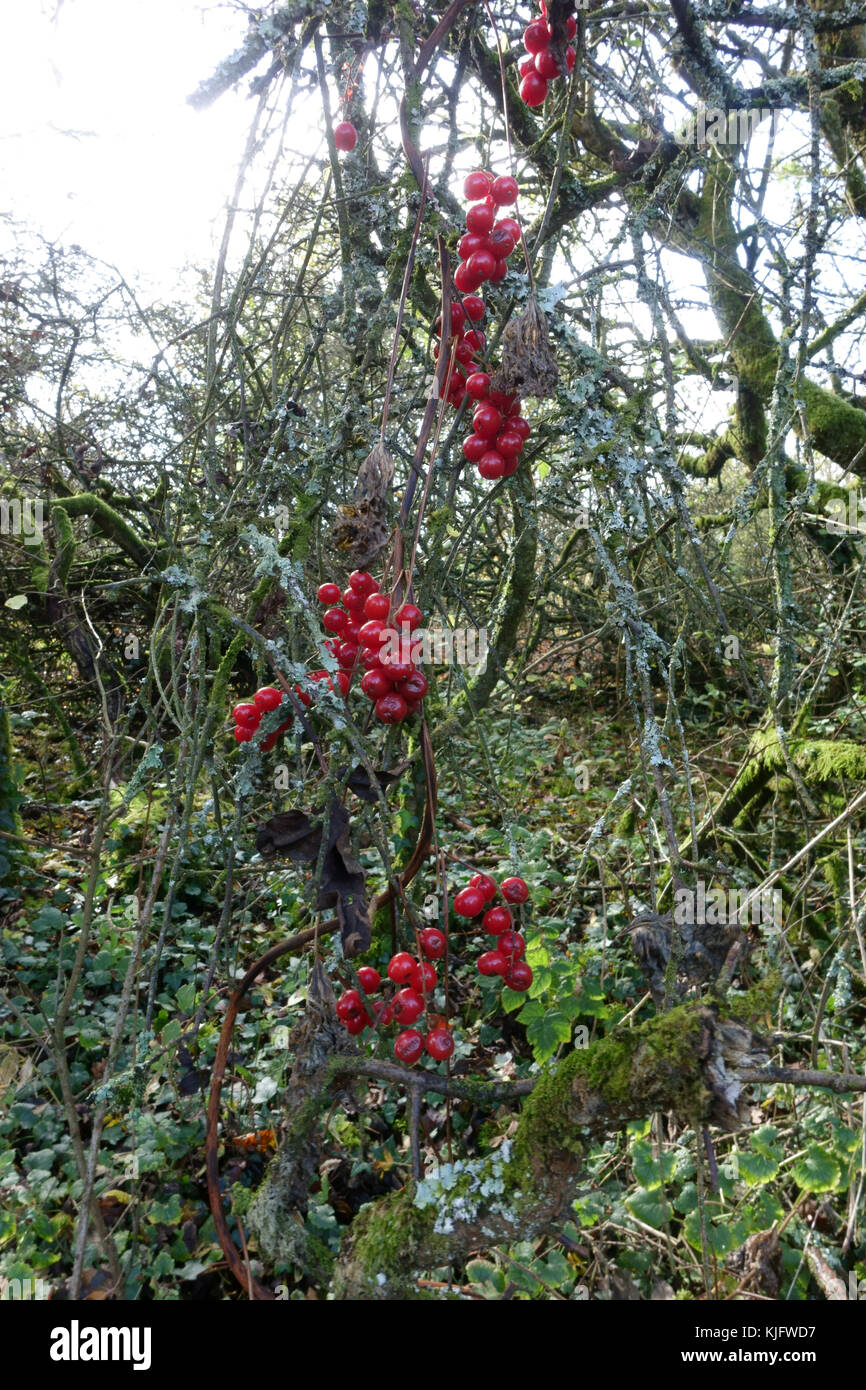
top-left (0, 0), bottom-right (266, 290)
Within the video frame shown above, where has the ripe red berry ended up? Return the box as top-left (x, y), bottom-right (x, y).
top-left (357, 966), bottom-right (381, 993)
top-left (309, 669), bottom-right (351, 697)
top-left (363, 592), bottom-right (391, 621)
top-left (465, 203), bottom-right (495, 236)
top-left (393, 988), bottom-right (424, 1024)
top-left (467, 248), bottom-right (496, 283)
top-left (491, 175), bottom-right (519, 206)
top-left (466, 372), bottom-right (491, 400)
top-left (379, 654), bottom-right (415, 683)
top-left (359, 619), bottom-right (387, 646)
top-left (387, 951), bottom-right (416, 984)
top-left (349, 569), bottom-right (378, 595)
top-left (337, 988), bottom-right (362, 1019)
top-left (462, 294), bottom-right (485, 321)
top-left (397, 671), bottom-right (428, 701)
top-left (473, 402), bottom-right (503, 439)
top-left (337, 642), bottom-right (360, 670)
top-left (523, 19), bottom-right (551, 53)
top-left (496, 216), bottom-right (522, 243)
top-left (566, 46), bottom-right (576, 70)
top-left (486, 228), bottom-right (516, 263)
top-left (411, 960), bottom-right (437, 994)
top-left (344, 1012), bottom-right (368, 1035)
top-left (511, 416), bottom-right (532, 441)
top-left (360, 669), bottom-right (392, 700)
top-left (478, 950), bottom-right (507, 976)
top-left (504, 960), bottom-right (533, 991)
top-left (470, 873), bottom-right (498, 902)
top-left (519, 54), bottom-right (536, 77)
top-left (371, 1000), bottom-right (394, 1027)
top-left (394, 602), bottom-right (423, 630)
top-left (567, 15), bottom-right (577, 37)
top-left (478, 451), bottom-right (505, 480)
top-left (455, 261), bottom-right (483, 293)
top-left (483, 905), bottom-right (513, 935)
top-left (501, 876), bottom-right (529, 903)
top-left (501, 455), bottom-right (520, 477)
top-left (455, 340), bottom-right (474, 365)
top-left (457, 232), bottom-right (485, 261)
top-left (394, 1029), bottom-right (424, 1064)
top-left (426, 1027), bottom-right (454, 1061)
top-left (420, 927), bottom-right (446, 959)
top-left (463, 433), bottom-right (489, 463)
top-left (232, 702), bottom-right (260, 726)
top-left (464, 169), bottom-right (493, 200)
top-left (322, 607), bottom-right (348, 634)
top-left (376, 692), bottom-right (408, 723)
top-left (535, 48), bottom-right (560, 80)
top-left (334, 121), bottom-right (358, 151)
top-left (453, 886), bottom-right (485, 917)
top-left (488, 259), bottom-right (508, 284)
top-left (496, 430), bottom-right (523, 459)
top-left (341, 587), bottom-right (366, 613)
top-left (254, 686), bottom-right (282, 712)
top-left (260, 731), bottom-right (279, 751)
top-left (497, 930), bottom-right (526, 959)
top-left (234, 725), bottom-right (254, 743)
top-left (317, 582), bottom-right (341, 603)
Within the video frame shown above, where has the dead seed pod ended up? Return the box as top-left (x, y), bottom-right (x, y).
top-left (489, 292), bottom-right (559, 400)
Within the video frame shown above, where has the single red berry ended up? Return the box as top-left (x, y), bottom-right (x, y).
top-left (470, 873), bottom-right (498, 902)
top-left (376, 692), bottom-right (408, 723)
top-left (478, 950), bottom-right (507, 976)
top-left (535, 48), bottom-right (560, 80)
top-left (455, 260), bottom-right (483, 293)
top-left (371, 1000), bottom-right (394, 1026)
top-left (426, 1027), bottom-right (454, 1061)
top-left (491, 174), bottom-right (519, 206)
top-left (496, 430), bottom-right (524, 459)
top-left (457, 233), bottom-right (485, 263)
top-left (567, 15), bottom-right (577, 37)
top-left (449, 302), bottom-right (467, 333)
top-left (462, 294), bottom-right (485, 321)
top-left (341, 587), bottom-right (366, 613)
top-left (293, 684), bottom-right (312, 708)
top-left (453, 886), bottom-right (485, 917)
top-left (232, 702), bottom-right (260, 726)
top-left (501, 876), bottom-right (529, 903)
top-left (394, 1029), bottom-right (424, 1064)
top-left (463, 328), bottom-right (485, 353)
top-left (498, 930), bottom-right (526, 959)
top-left (523, 19), bottom-right (551, 53)
top-left (478, 451), bottom-right (505, 480)
top-left (397, 671), bottom-right (428, 701)
top-left (394, 602), bottom-right (423, 630)
top-left (358, 618), bottom-right (387, 646)
top-left (411, 960), bottom-right (437, 994)
top-left (501, 455), bottom-right (520, 477)
top-left (511, 416), bottom-right (531, 441)
top-left (379, 654), bottom-right (416, 683)
top-left (393, 988), bottom-right (424, 1024)
top-left (309, 669), bottom-right (351, 697)
top-left (473, 402), bottom-right (503, 440)
top-left (504, 960), bottom-right (533, 991)
top-left (363, 592), bottom-right (391, 621)
top-left (317, 582), bottom-right (341, 604)
top-left (566, 46), bottom-right (576, 70)
top-left (260, 730), bottom-right (279, 751)
top-left (337, 988), bottom-right (363, 1019)
top-left (349, 569), bottom-right (378, 595)
top-left (496, 216), bottom-right (521, 243)
top-left (466, 202), bottom-right (495, 236)
top-left (464, 169), bottom-right (493, 200)
top-left (486, 229), bottom-right (516, 263)
top-left (387, 952), bottom-right (416, 985)
top-left (337, 641), bottom-right (360, 670)
top-left (420, 927), bottom-right (446, 960)
top-left (466, 248), bottom-right (496, 283)
top-left (322, 607), bottom-right (348, 634)
top-left (360, 668), bottom-right (392, 700)
top-left (334, 121), bottom-right (358, 151)
top-left (455, 339), bottom-right (474, 364)
top-left (519, 54), bottom-right (536, 77)
top-left (483, 904), bottom-right (513, 935)
top-left (466, 372), bottom-right (491, 400)
top-left (357, 966), bottom-right (381, 993)
top-left (488, 259), bottom-right (508, 283)
top-left (254, 686), bottom-right (282, 712)
top-left (463, 433), bottom-right (489, 463)
top-left (234, 724), bottom-right (254, 743)
top-left (344, 1012), bottom-right (368, 1035)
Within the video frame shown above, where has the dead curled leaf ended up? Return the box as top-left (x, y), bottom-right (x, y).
top-left (330, 440), bottom-right (394, 567)
top-left (489, 293), bottom-right (559, 400)
top-left (256, 801), bottom-right (370, 956)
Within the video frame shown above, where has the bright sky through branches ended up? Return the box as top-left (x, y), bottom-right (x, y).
top-left (0, 0), bottom-right (259, 289)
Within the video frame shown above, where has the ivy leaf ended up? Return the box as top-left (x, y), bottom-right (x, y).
top-left (792, 1146), bottom-right (842, 1193)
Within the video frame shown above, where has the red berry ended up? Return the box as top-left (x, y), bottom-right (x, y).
top-left (491, 175), bottom-right (519, 206)
top-left (349, 570), bottom-right (378, 595)
top-left (498, 930), bottom-right (526, 959)
top-left (488, 259), bottom-right (508, 283)
top-left (535, 48), bottom-right (560, 80)
top-left (337, 988), bottom-right (363, 1019)
top-left (410, 960), bottom-right (437, 994)
top-left (344, 1012), bottom-right (368, 1035)
top-left (467, 248), bottom-right (496, 283)
top-left (394, 602), bottom-right (423, 630)
top-left (376, 692), bottom-right (408, 723)
top-left (463, 433), bottom-right (489, 463)
top-left (567, 15), bottom-right (577, 37)
top-left (478, 451), bottom-right (505, 480)
top-left (360, 647), bottom-right (383, 671)
top-left (387, 952), bottom-right (416, 985)
top-left (458, 232), bottom-right (485, 261)
top-left (371, 1000), bottom-right (394, 1026)
top-left (523, 19), bottom-right (551, 53)
top-left (334, 121), bottom-right (358, 151)
top-left (470, 873), bottom-right (498, 902)
top-left (501, 456), bottom-right (520, 477)
top-left (511, 416), bottom-right (531, 440)
top-left (483, 904), bottom-right (513, 935)
top-left (396, 671), bottom-right (428, 701)
top-left (466, 203), bottom-right (495, 236)
top-left (341, 587), bottom-right (366, 613)
top-left (496, 430), bottom-right (524, 458)
top-left (357, 966), bottom-right (381, 993)
top-left (234, 724), bottom-right (254, 743)
top-left (478, 950), bottom-right (507, 976)
top-left (426, 1027), bottom-right (454, 1061)
top-left (363, 592), bottom-right (391, 621)
top-left (232, 702), bottom-right (260, 726)
top-left (317, 582), bottom-right (341, 603)
top-left (322, 607), bottom-right (348, 634)
top-left (260, 731), bottom-right (279, 751)
top-left (566, 46), bottom-right (576, 71)
top-left (466, 372), bottom-right (491, 400)
top-left (464, 169), bottom-right (493, 200)
top-left (379, 653), bottom-right (416, 683)
top-left (487, 225), bottom-right (516, 258)
top-left (359, 618), bottom-right (387, 646)
top-left (393, 988), bottom-right (424, 1024)
top-left (473, 402), bottom-right (503, 439)
top-left (496, 216), bottom-right (521, 243)
top-left (309, 669), bottom-right (350, 697)
top-left (462, 294), bottom-right (485, 321)
top-left (455, 261), bottom-right (483, 293)
top-left (254, 686), bottom-right (282, 712)
top-left (361, 669), bottom-right (392, 700)
top-left (464, 328), bottom-right (485, 353)
top-left (519, 54), bottom-right (536, 77)
top-left (504, 961), bottom-right (533, 991)
top-left (501, 876), bottom-right (529, 903)
top-left (453, 886), bottom-right (485, 917)
top-left (337, 641), bottom-right (360, 670)
top-left (420, 927), bottom-right (446, 959)
top-left (394, 1029), bottom-right (424, 1064)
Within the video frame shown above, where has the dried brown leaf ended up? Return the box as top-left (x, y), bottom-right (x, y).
top-left (489, 293), bottom-right (559, 400)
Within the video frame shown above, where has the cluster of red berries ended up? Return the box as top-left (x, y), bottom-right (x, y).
top-left (454, 170), bottom-right (521, 295)
top-left (453, 873), bottom-right (533, 992)
top-left (336, 931), bottom-right (455, 1064)
top-left (518, 6), bottom-right (577, 107)
top-left (334, 121), bottom-right (357, 151)
top-left (318, 571), bottom-right (428, 725)
top-left (232, 686), bottom-right (292, 750)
